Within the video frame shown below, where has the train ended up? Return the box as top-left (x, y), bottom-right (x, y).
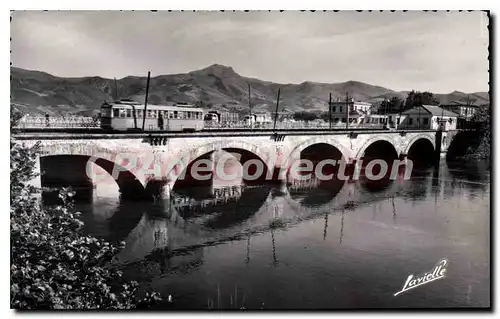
top-left (100, 100), bottom-right (205, 131)
top-left (203, 110), bottom-right (239, 124)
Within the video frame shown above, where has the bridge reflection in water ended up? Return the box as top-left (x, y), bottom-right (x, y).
top-left (66, 163), bottom-right (427, 266)
top-left (51, 158), bottom-right (490, 309)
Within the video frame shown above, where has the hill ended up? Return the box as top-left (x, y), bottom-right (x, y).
top-left (10, 65), bottom-right (490, 116)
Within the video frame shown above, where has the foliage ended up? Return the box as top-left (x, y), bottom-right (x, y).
top-left (10, 137), bottom-right (161, 309)
top-left (10, 107), bottom-right (23, 129)
top-left (466, 105), bottom-right (491, 159)
top-left (404, 90), bottom-right (439, 109)
top-left (293, 111), bottom-right (318, 122)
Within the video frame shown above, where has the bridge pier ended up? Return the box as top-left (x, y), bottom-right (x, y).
top-left (434, 130), bottom-right (443, 165)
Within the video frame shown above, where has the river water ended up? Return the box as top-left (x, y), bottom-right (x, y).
top-left (59, 159), bottom-right (490, 309)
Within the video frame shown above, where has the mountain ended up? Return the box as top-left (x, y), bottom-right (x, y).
top-left (10, 65), bottom-right (490, 116)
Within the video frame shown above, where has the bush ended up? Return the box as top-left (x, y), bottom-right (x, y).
top-left (10, 138), bottom-right (161, 309)
top-left (466, 106), bottom-right (491, 159)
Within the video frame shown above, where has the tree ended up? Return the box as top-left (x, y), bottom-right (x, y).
top-left (293, 111), bottom-right (318, 122)
top-left (467, 105), bottom-right (491, 159)
top-left (379, 96), bottom-right (404, 114)
top-left (10, 116), bottom-right (161, 309)
top-left (404, 90), bottom-right (440, 109)
top-left (195, 100), bottom-right (205, 108)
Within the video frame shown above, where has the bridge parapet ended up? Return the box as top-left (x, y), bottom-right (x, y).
top-left (15, 129), bottom-right (465, 201)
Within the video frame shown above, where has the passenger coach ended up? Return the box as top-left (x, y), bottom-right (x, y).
top-left (100, 100), bottom-right (205, 131)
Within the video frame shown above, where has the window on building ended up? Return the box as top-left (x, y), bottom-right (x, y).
top-left (340, 106), bottom-right (343, 113)
top-left (397, 118), bottom-right (400, 125)
top-left (341, 118), bottom-right (346, 123)
top-left (423, 118), bottom-right (429, 125)
top-left (409, 118), bottom-right (414, 125)
top-left (332, 106), bottom-right (336, 112)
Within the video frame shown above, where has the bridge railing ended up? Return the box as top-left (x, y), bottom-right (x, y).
top-left (16, 116), bottom-right (101, 129)
top-left (203, 121), bottom-right (388, 130)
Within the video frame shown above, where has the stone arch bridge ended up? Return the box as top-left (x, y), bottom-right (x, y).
top-left (15, 129), bottom-right (463, 200)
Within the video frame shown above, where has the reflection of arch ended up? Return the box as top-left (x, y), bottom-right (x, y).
top-left (40, 154), bottom-right (146, 199)
top-left (358, 176), bottom-right (394, 194)
top-left (174, 185), bottom-right (272, 230)
top-left (402, 135), bottom-right (435, 155)
top-left (355, 136), bottom-right (398, 160)
top-left (289, 179), bottom-right (346, 208)
top-left (107, 200), bottom-right (149, 243)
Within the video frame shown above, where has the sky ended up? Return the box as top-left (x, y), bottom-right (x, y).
top-left (11, 11), bottom-right (489, 93)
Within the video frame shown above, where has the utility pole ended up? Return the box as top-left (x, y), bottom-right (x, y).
top-left (398, 99), bottom-right (404, 130)
top-left (248, 83), bottom-right (252, 129)
top-left (418, 103), bottom-right (421, 130)
top-left (440, 104), bottom-right (445, 131)
top-left (329, 93), bottom-right (332, 129)
top-left (141, 71), bottom-right (151, 131)
top-left (248, 83), bottom-right (252, 115)
top-left (114, 78), bottom-right (119, 101)
top-left (345, 92), bottom-right (349, 130)
top-left (383, 99), bottom-right (389, 129)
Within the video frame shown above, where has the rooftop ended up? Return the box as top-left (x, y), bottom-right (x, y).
top-left (402, 105), bottom-right (459, 117)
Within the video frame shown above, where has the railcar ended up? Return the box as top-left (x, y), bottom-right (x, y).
top-left (204, 113), bottom-right (219, 122)
top-left (100, 100), bottom-right (205, 131)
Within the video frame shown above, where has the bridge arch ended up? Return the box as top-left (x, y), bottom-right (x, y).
top-left (403, 136), bottom-right (436, 167)
top-left (287, 136), bottom-right (353, 163)
top-left (355, 136), bottom-right (400, 160)
top-left (402, 135), bottom-right (436, 156)
top-left (40, 153), bottom-right (147, 200)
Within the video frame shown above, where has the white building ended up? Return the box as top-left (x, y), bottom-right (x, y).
top-left (329, 98), bottom-right (373, 124)
top-left (440, 101), bottom-right (479, 121)
top-left (399, 105), bottom-right (458, 130)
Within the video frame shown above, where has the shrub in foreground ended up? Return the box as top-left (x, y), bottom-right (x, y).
top-left (10, 138), bottom-right (161, 309)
